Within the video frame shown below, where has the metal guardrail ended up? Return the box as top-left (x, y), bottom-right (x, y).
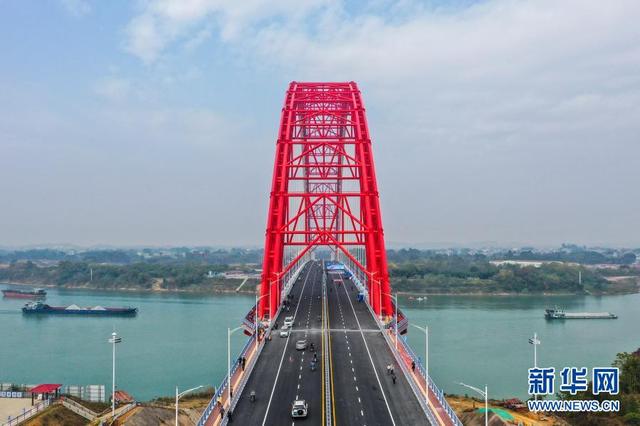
top-left (61, 398), bottom-right (98, 420)
top-left (112, 402), bottom-right (137, 423)
top-left (398, 336), bottom-right (463, 426)
top-left (2, 398), bottom-right (50, 426)
top-left (196, 337), bottom-right (255, 426)
top-left (379, 326), bottom-right (440, 425)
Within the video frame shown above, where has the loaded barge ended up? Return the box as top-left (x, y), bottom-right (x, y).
top-left (22, 301), bottom-right (137, 316)
top-left (2, 288), bottom-right (47, 299)
top-left (545, 308), bottom-right (617, 320)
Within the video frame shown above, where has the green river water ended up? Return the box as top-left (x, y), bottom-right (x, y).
top-left (1, 284), bottom-right (638, 401)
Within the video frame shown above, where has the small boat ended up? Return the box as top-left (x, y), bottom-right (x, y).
top-left (545, 307), bottom-right (617, 320)
top-left (22, 301), bottom-right (137, 316)
top-left (2, 288), bottom-right (47, 299)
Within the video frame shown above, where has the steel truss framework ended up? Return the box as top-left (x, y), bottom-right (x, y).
top-left (259, 81), bottom-right (392, 319)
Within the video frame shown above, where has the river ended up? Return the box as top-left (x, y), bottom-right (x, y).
top-left (1, 284), bottom-right (638, 401)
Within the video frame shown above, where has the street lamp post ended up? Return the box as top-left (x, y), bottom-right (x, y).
top-left (175, 385), bottom-right (203, 426)
top-left (108, 331), bottom-right (122, 419)
top-left (410, 324), bottom-right (429, 409)
top-left (529, 332), bottom-right (541, 401)
top-left (458, 382), bottom-right (488, 426)
top-left (228, 326), bottom-right (243, 406)
top-left (381, 291), bottom-right (398, 350)
top-left (255, 293), bottom-right (269, 340)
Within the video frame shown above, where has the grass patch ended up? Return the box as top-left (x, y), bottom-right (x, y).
top-left (65, 395), bottom-right (110, 414)
top-left (23, 404), bottom-right (87, 426)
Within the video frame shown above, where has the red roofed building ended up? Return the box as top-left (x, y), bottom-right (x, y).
top-left (29, 384), bottom-right (61, 405)
top-left (113, 390), bottom-right (134, 404)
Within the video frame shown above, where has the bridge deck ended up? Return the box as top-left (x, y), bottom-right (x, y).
top-left (218, 261), bottom-right (444, 426)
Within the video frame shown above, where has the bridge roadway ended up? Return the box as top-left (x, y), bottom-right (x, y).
top-left (230, 261), bottom-right (430, 425)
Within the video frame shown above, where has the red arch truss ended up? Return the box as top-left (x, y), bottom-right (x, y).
top-left (259, 82), bottom-right (392, 319)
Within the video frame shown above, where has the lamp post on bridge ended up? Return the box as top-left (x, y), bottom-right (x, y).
top-left (367, 271), bottom-right (380, 319)
top-left (227, 326), bottom-right (243, 406)
top-left (175, 385), bottom-right (203, 426)
top-left (410, 324), bottom-right (429, 410)
top-left (381, 291), bottom-right (398, 351)
top-left (457, 382), bottom-right (488, 426)
top-left (255, 293), bottom-right (269, 340)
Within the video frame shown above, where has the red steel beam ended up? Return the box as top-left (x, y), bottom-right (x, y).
top-left (258, 82), bottom-right (392, 319)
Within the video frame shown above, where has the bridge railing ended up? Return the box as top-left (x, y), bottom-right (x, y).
top-left (396, 331), bottom-right (463, 426)
top-left (196, 336), bottom-right (256, 426)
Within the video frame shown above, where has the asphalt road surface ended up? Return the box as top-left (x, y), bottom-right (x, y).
top-left (327, 272), bottom-right (428, 426)
top-left (231, 261), bottom-right (324, 425)
top-left (230, 261), bottom-right (428, 425)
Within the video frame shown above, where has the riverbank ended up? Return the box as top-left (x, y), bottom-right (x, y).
top-left (0, 280), bottom-right (257, 295)
top-left (447, 394), bottom-right (568, 425)
top-left (4, 279), bottom-right (637, 297)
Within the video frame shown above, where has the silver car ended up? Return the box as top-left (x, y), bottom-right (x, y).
top-left (279, 326), bottom-right (290, 338)
top-left (291, 399), bottom-right (308, 418)
top-left (284, 316), bottom-right (294, 327)
top-left (295, 340), bottom-right (307, 350)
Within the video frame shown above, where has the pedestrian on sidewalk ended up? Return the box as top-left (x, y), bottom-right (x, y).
top-left (411, 360), bottom-right (416, 372)
top-left (242, 357), bottom-right (246, 370)
top-left (220, 407), bottom-right (225, 420)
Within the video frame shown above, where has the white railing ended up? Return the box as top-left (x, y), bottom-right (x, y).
top-left (61, 398), bottom-right (98, 420)
top-left (2, 399), bottom-right (50, 426)
top-left (112, 402), bottom-right (137, 422)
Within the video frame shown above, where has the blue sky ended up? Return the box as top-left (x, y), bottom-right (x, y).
top-left (1, 0), bottom-right (639, 247)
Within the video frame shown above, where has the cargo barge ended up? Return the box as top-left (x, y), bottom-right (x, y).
top-left (22, 301), bottom-right (137, 316)
top-left (2, 288), bottom-right (47, 299)
top-left (545, 308), bottom-right (617, 320)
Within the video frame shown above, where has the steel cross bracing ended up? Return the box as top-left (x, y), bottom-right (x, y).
top-left (259, 82), bottom-right (392, 320)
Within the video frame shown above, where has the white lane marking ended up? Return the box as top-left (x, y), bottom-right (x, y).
top-left (338, 280), bottom-right (397, 426)
top-left (261, 265), bottom-right (314, 426)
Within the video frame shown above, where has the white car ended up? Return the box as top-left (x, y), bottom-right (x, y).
top-left (284, 316), bottom-right (294, 327)
top-left (280, 326), bottom-right (290, 337)
top-left (295, 340), bottom-right (307, 351)
top-left (291, 400), bottom-right (308, 418)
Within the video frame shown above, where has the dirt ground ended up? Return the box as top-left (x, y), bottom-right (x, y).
top-left (0, 397), bottom-right (35, 422)
top-left (448, 395), bottom-right (569, 426)
top-left (122, 406), bottom-right (198, 426)
top-left (22, 404), bottom-right (87, 426)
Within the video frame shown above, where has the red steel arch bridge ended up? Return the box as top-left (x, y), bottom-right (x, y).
top-left (197, 82), bottom-right (462, 426)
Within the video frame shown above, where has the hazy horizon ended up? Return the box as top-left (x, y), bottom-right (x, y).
top-left (2, 1), bottom-right (639, 247)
